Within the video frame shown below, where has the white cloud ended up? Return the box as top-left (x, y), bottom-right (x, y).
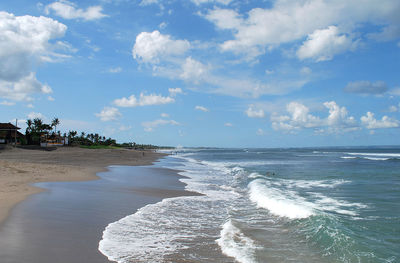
top-left (245, 105), bottom-right (265, 118)
top-left (108, 67), bottom-right (122, 73)
top-left (168, 87), bottom-right (182, 96)
top-left (47, 96), bottom-right (55, 101)
top-left (142, 119), bottom-right (180, 132)
top-left (361, 112), bottom-right (399, 129)
top-left (205, 8), bottom-right (242, 30)
top-left (195, 105), bottom-right (209, 112)
top-left (139, 0), bottom-right (159, 6)
top-left (256, 128), bottom-right (265, 136)
top-left (389, 88), bottom-right (400, 96)
top-left (300, 67), bottom-right (312, 75)
top-left (161, 113), bottom-right (169, 118)
top-left (180, 57), bottom-right (209, 83)
top-left (297, 26), bottom-right (356, 62)
top-left (265, 69), bottom-right (274, 75)
top-left (388, 105), bottom-right (398, 112)
top-left (0, 101), bottom-right (15, 106)
top-left (27, 104), bottom-right (34, 108)
top-left (271, 101), bottom-right (357, 133)
top-left (203, 0), bottom-right (400, 59)
top-left (95, 107), bottom-right (122, 121)
top-left (323, 101), bottom-right (358, 132)
top-left (191, 0), bottom-right (233, 5)
top-left (114, 93), bottom-right (175, 107)
top-left (45, 1), bottom-right (107, 21)
top-left (0, 12), bottom-right (66, 102)
top-left (0, 73), bottom-right (53, 101)
top-left (344, 81), bottom-right (388, 95)
top-left (132, 31), bottom-right (190, 63)
top-left (159, 22), bottom-right (167, 29)
top-left (27, 112), bottom-right (46, 120)
top-left (224, 122), bottom-right (233, 127)
top-left (119, 125), bottom-right (131, 131)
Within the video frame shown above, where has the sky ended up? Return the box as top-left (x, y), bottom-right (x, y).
top-left (0, 0), bottom-right (399, 148)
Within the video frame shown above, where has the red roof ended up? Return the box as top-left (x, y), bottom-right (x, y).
top-left (0, 123), bottom-right (21, 130)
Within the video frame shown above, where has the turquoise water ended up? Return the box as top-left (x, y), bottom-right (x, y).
top-left (100, 147), bottom-right (400, 263)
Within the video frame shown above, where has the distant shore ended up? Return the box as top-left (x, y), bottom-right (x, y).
top-left (0, 146), bottom-right (165, 224)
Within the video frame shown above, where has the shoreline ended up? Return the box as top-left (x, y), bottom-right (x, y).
top-left (0, 158), bottom-right (198, 263)
top-left (0, 146), bottom-right (165, 225)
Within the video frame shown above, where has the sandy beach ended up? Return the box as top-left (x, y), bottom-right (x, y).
top-left (0, 146), bottom-right (164, 224)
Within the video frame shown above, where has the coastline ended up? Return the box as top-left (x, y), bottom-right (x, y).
top-left (0, 163), bottom-right (197, 263)
top-left (0, 146), bottom-right (165, 225)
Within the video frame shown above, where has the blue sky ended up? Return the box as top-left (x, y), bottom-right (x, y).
top-left (0, 0), bottom-right (399, 147)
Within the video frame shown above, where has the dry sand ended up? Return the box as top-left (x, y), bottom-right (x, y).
top-left (0, 146), bottom-right (164, 224)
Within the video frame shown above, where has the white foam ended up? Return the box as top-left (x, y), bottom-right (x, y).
top-left (274, 178), bottom-right (350, 189)
top-left (216, 220), bottom-right (258, 263)
top-left (341, 156), bottom-right (357, 159)
top-left (346, 152), bottom-right (400, 157)
top-left (248, 179), bottom-right (315, 219)
top-left (363, 157), bottom-right (390, 161)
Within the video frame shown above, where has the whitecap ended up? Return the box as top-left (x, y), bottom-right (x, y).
top-left (216, 220), bottom-right (258, 263)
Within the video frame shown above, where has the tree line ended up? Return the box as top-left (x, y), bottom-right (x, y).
top-left (23, 118), bottom-right (168, 149)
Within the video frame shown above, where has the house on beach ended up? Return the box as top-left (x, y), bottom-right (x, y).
top-left (0, 123), bottom-right (25, 144)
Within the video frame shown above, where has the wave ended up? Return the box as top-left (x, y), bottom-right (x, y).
top-left (248, 178), bottom-right (365, 219)
top-left (346, 152), bottom-right (400, 158)
top-left (341, 156), bottom-right (357, 159)
top-left (216, 220), bottom-right (258, 263)
top-left (363, 157), bottom-right (390, 161)
top-left (248, 179), bottom-right (315, 219)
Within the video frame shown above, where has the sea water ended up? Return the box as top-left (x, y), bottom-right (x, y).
top-left (99, 147), bottom-right (400, 263)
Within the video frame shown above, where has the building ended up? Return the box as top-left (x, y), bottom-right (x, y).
top-left (0, 123), bottom-right (24, 144)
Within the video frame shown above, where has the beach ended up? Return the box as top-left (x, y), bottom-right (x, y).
top-left (0, 146), bottom-right (163, 225)
top-left (0, 146), bottom-right (201, 263)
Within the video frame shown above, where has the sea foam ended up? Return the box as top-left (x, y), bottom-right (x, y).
top-left (216, 220), bottom-right (258, 263)
top-left (248, 179), bottom-right (315, 219)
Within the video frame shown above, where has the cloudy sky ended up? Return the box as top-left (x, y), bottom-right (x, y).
top-left (1, 0), bottom-right (399, 147)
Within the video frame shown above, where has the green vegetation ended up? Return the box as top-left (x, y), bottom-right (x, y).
top-left (23, 118), bottom-right (171, 149)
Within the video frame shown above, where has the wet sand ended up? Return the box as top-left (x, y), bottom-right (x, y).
top-left (0, 164), bottom-right (197, 263)
top-left (0, 146), bottom-right (164, 224)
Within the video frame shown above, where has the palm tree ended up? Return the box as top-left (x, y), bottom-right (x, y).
top-left (51, 118), bottom-right (60, 134)
top-left (26, 119), bottom-right (32, 134)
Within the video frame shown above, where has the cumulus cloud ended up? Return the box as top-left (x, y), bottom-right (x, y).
top-left (114, 93), bottom-right (175, 107)
top-left (361, 112), bottom-right (399, 129)
top-left (224, 122), bottom-right (233, 127)
top-left (95, 107), bottom-right (122, 121)
top-left (142, 119), bottom-right (180, 132)
top-left (344, 81), bottom-right (388, 95)
top-left (45, 1), bottom-right (107, 21)
top-left (271, 101), bottom-right (357, 133)
top-left (27, 112), bottom-right (46, 120)
top-left (180, 57), bottom-right (209, 83)
top-left (203, 0), bottom-right (400, 59)
top-left (297, 26), bottom-right (356, 61)
top-left (0, 12), bottom-right (66, 102)
top-left (245, 105), bottom-right (265, 118)
top-left (0, 73), bottom-right (53, 101)
top-left (195, 105), bottom-right (209, 112)
top-left (132, 30), bottom-right (190, 63)
top-left (168, 87), bottom-right (183, 96)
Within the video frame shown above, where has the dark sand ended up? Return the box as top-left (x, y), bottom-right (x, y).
top-left (0, 164), bottom-right (198, 263)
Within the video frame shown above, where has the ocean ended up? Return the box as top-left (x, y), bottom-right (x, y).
top-left (99, 147), bottom-right (400, 263)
